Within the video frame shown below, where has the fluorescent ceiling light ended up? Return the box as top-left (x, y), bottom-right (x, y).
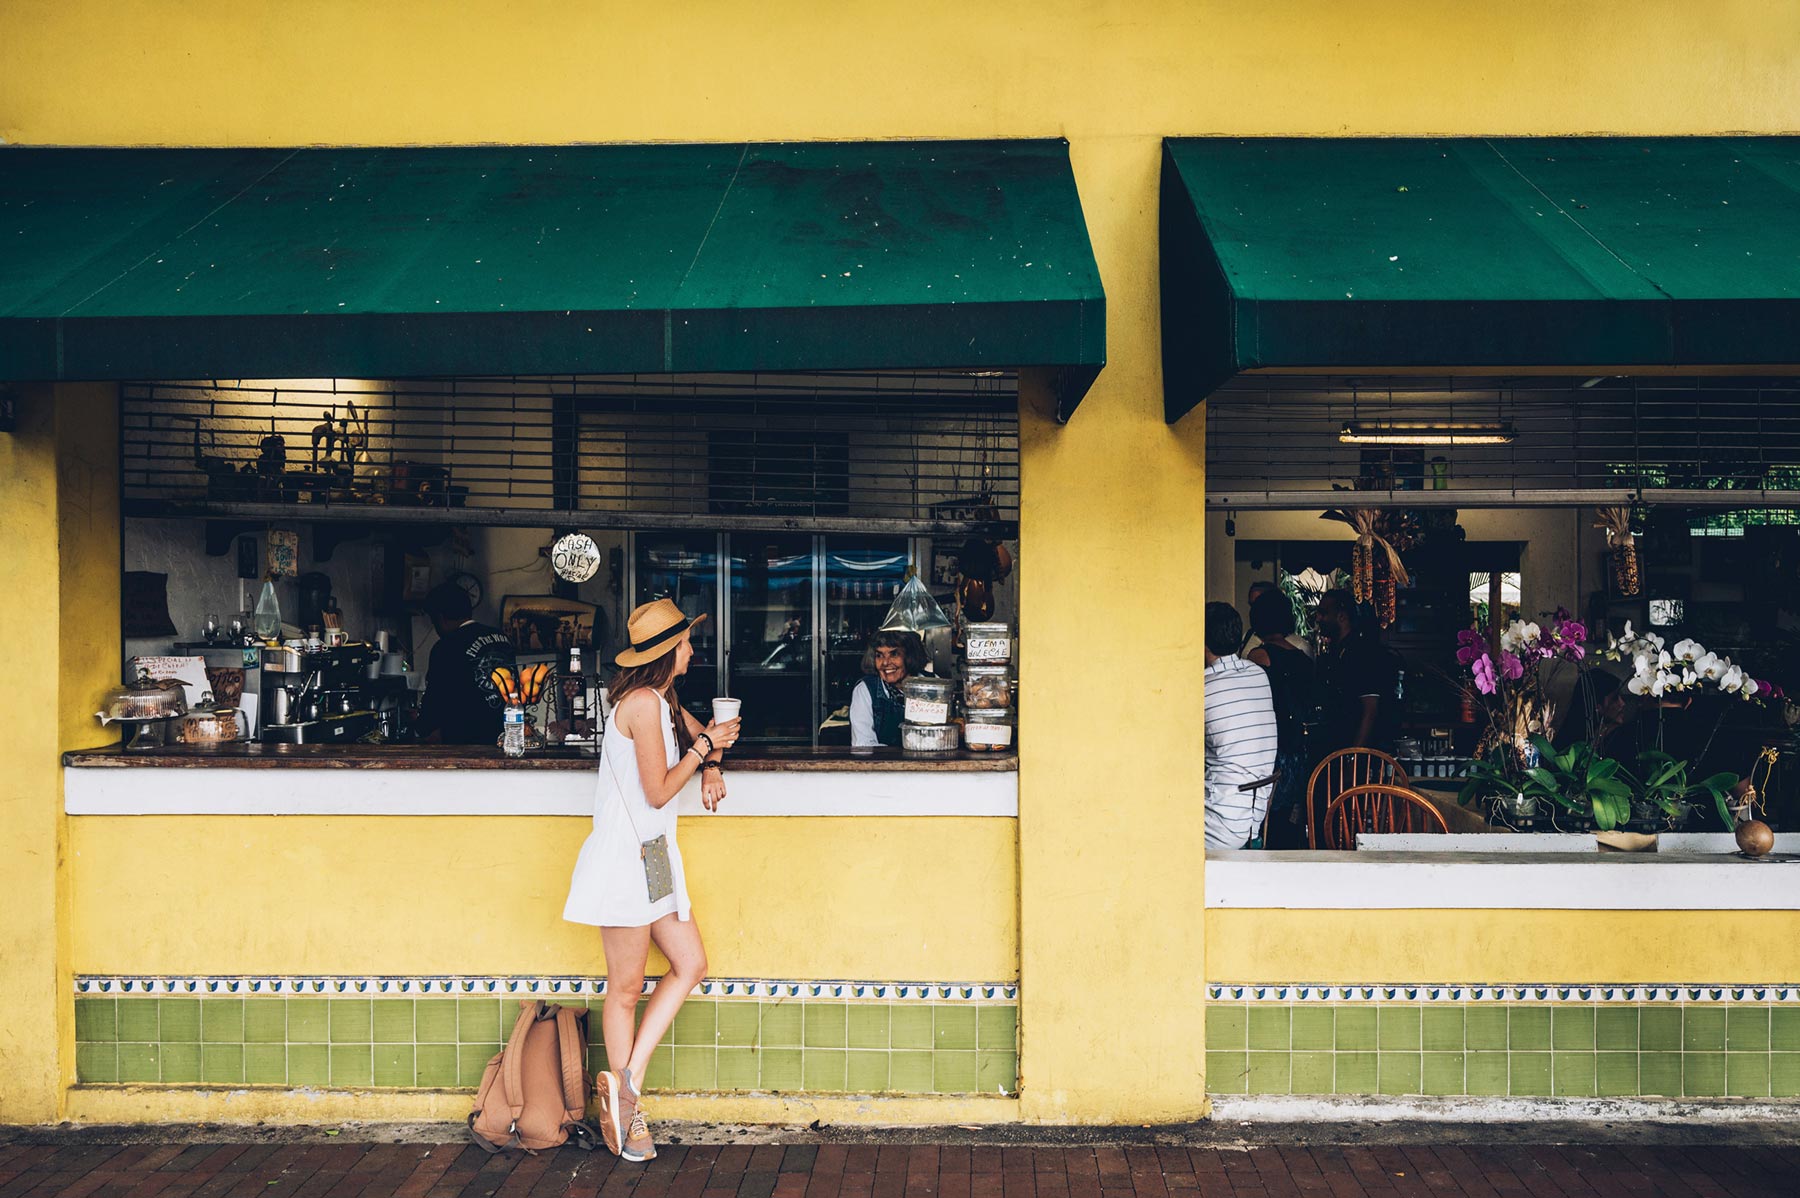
top-left (1339, 422), bottom-right (1516, 446)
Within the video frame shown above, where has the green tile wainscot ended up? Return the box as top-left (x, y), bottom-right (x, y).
top-left (1204, 1001), bottom-right (1800, 1099)
top-left (75, 995), bottom-right (1018, 1095)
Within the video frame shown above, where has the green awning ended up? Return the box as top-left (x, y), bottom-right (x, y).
top-left (1161, 137), bottom-right (1800, 421)
top-left (1, 140), bottom-right (1105, 415)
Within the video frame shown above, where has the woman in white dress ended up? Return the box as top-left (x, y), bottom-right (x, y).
top-left (563, 599), bottom-right (740, 1162)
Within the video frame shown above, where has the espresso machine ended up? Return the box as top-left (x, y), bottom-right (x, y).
top-left (259, 644), bottom-right (380, 743)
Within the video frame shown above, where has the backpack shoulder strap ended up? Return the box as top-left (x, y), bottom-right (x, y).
top-left (554, 1005), bottom-right (590, 1118)
top-left (554, 1005), bottom-right (597, 1150)
top-left (499, 1000), bottom-right (539, 1125)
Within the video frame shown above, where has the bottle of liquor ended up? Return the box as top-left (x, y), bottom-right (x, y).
top-left (563, 647), bottom-right (589, 738)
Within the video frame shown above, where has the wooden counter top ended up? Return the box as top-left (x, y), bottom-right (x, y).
top-left (62, 743), bottom-right (1017, 773)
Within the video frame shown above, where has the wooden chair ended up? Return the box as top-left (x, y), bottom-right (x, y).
top-left (1322, 783), bottom-right (1450, 849)
top-left (1303, 748), bottom-right (1408, 848)
top-left (1237, 769), bottom-right (1281, 847)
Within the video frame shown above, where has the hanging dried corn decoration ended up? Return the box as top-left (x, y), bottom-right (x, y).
top-left (1595, 506), bottom-right (1640, 596)
top-left (1373, 554), bottom-right (1398, 628)
top-left (1347, 509), bottom-right (1409, 627)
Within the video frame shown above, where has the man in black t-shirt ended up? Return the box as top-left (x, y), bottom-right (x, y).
top-left (1314, 588), bottom-right (1403, 754)
top-left (416, 583), bottom-right (516, 746)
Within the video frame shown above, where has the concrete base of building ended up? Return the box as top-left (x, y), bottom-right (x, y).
top-left (1211, 1092), bottom-right (1800, 1125)
top-left (62, 1086), bottom-right (1019, 1129)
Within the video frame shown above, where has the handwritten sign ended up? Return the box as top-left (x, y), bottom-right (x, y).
top-left (551, 533), bottom-right (601, 584)
top-left (133, 655), bottom-right (210, 706)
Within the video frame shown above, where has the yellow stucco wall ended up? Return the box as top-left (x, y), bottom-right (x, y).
top-left (0, 385), bottom-right (120, 1125)
top-left (6, 0), bottom-right (1800, 1127)
top-left (3, 1), bottom-right (1798, 144)
top-left (1017, 224), bottom-right (1209, 1122)
top-left (69, 816), bottom-right (1016, 980)
top-left (1208, 910), bottom-right (1800, 985)
top-left (0, 388), bottom-right (68, 1126)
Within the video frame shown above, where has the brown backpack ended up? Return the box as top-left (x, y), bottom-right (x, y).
top-left (468, 1000), bottom-right (598, 1154)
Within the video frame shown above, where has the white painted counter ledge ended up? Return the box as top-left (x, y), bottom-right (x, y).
top-left (1207, 833), bottom-right (1800, 911)
top-left (63, 764), bottom-right (1017, 818)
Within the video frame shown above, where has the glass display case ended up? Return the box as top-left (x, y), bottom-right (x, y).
top-left (630, 532), bottom-right (724, 726)
top-left (729, 534), bottom-right (818, 744)
top-left (628, 532), bottom-right (915, 745)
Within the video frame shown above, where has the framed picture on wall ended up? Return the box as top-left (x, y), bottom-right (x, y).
top-left (500, 595), bottom-right (597, 653)
top-left (402, 554), bottom-right (432, 602)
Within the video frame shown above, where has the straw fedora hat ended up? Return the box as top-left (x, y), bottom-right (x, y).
top-left (616, 598), bottom-right (707, 667)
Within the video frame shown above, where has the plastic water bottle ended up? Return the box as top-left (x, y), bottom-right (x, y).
top-left (502, 706), bottom-right (526, 758)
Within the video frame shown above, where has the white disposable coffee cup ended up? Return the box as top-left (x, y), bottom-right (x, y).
top-left (712, 697), bottom-right (742, 723)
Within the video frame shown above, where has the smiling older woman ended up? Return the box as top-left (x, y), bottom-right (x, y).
top-left (849, 629), bottom-right (928, 747)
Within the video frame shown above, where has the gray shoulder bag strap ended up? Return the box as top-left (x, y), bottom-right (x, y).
top-left (602, 709), bottom-right (676, 904)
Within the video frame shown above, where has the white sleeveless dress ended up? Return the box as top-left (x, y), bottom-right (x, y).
top-left (562, 692), bottom-right (692, 927)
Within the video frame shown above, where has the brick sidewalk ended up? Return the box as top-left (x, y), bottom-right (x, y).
top-left (1, 1140), bottom-right (1795, 1198)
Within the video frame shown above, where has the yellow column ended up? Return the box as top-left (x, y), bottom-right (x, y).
top-left (0, 382), bottom-right (119, 1123)
top-left (1016, 138), bottom-right (1211, 1124)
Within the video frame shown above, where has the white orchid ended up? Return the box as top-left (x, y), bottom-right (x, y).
top-left (1499, 620), bottom-right (1542, 654)
top-left (1587, 624), bottom-right (1772, 707)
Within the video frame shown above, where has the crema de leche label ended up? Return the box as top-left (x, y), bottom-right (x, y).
top-left (966, 635), bottom-right (1011, 661)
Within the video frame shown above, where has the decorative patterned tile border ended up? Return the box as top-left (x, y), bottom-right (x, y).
top-left (72, 978), bottom-right (1019, 1096)
top-left (75, 975), bottom-right (1017, 1001)
top-left (1207, 983), bottom-right (1800, 1004)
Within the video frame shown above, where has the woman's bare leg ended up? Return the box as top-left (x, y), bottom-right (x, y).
top-left (599, 925), bottom-right (653, 1077)
top-left (624, 914), bottom-right (709, 1084)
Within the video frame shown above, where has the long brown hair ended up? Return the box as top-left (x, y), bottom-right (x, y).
top-left (607, 645), bottom-right (695, 754)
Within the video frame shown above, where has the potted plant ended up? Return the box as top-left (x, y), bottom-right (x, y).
top-left (1627, 749), bottom-right (1740, 832)
top-left (1454, 612), bottom-right (1589, 820)
top-left (1600, 625), bottom-right (1776, 828)
top-left (1457, 618), bottom-right (1775, 838)
top-left (1520, 737), bottom-right (1632, 832)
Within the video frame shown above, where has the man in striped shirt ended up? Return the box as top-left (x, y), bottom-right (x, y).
top-left (1203, 601), bottom-right (1280, 850)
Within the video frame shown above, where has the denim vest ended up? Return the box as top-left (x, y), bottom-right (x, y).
top-left (860, 675), bottom-right (905, 746)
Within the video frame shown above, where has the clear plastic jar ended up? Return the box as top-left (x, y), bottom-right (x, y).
top-left (901, 676), bottom-right (954, 725)
top-left (963, 665), bottom-right (1012, 708)
top-left (965, 622), bottom-right (1012, 663)
top-left (900, 721), bottom-right (961, 752)
top-left (963, 707), bottom-right (1015, 751)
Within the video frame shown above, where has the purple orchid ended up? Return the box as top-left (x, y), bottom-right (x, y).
top-left (1472, 654), bottom-right (1498, 695)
